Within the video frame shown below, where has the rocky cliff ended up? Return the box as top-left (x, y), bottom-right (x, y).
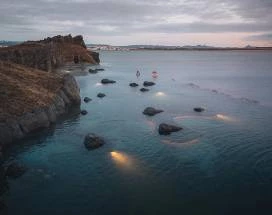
top-left (0, 61), bottom-right (81, 149)
top-left (0, 34), bottom-right (99, 72)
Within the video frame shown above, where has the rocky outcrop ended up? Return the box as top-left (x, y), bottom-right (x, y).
top-left (84, 133), bottom-right (105, 150)
top-left (97, 93), bottom-right (106, 98)
top-left (158, 123), bottom-right (182, 135)
top-left (140, 88), bottom-right (149, 92)
top-left (0, 34), bottom-right (99, 72)
top-left (101, 79), bottom-right (116, 84)
top-left (194, 107), bottom-right (205, 112)
top-left (143, 107), bottom-right (164, 116)
top-left (0, 61), bottom-right (81, 149)
top-left (143, 81), bottom-right (156, 87)
top-left (129, 83), bottom-right (139, 87)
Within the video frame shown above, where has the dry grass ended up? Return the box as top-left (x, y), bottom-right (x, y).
top-left (0, 61), bottom-right (64, 119)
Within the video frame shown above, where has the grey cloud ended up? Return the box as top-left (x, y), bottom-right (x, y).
top-left (1, 0), bottom-right (272, 42)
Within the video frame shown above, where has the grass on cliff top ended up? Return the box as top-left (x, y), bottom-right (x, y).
top-left (0, 61), bottom-right (64, 119)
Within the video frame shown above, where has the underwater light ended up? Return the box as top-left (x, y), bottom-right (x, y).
top-left (155, 92), bottom-right (166, 96)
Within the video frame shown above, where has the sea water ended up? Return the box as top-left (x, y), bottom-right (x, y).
top-left (2, 50), bottom-right (272, 214)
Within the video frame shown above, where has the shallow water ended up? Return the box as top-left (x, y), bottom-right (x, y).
top-left (2, 50), bottom-right (272, 214)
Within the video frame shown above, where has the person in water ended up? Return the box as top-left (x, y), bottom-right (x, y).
top-left (136, 70), bottom-right (140, 78)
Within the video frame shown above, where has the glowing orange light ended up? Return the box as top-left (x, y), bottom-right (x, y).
top-left (110, 151), bottom-right (132, 167)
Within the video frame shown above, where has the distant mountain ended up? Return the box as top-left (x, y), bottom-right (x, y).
top-left (0, 40), bottom-right (22, 47)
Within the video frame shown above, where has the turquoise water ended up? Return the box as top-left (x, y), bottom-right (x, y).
top-left (2, 50), bottom-right (272, 214)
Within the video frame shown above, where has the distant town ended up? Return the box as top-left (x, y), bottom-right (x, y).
top-left (1, 40), bottom-right (272, 51)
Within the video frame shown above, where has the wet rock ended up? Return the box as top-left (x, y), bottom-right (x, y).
top-left (97, 93), bottom-right (106, 98)
top-left (143, 81), bottom-right (155, 87)
top-left (101, 79), bottom-right (116, 84)
top-left (143, 107), bottom-right (164, 116)
top-left (158, 123), bottom-right (182, 135)
top-left (83, 97), bottom-right (92, 103)
top-left (88, 69), bottom-right (98, 74)
top-left (84, 133), bottom-right (105, 150)
top-left (129, 83), bottom-right (139, 87)
top-left (81, 110), bottom-right (88, 115)
top-left (95, 68), bottom-right (105, 71)
top-left (5, 161), bottom-right (27, 178)
top-left (140, 88), bottom-right (149, 92)
top-left (194, 107), bottom-right (205, 112)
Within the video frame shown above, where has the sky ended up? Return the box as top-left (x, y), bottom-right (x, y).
top-left (1, 0), bottom-right (272, 47)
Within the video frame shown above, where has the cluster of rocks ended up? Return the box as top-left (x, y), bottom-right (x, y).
top-left (129, 81), bottom-right (156, 93)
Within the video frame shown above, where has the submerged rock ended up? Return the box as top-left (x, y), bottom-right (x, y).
top-left (5, 161), bottom-right (27, 178)
top-left (158, 123), bottom-right (182, 135)
top-left (143, 107), bottom-right (164, 116)
top-left (84, 133), bottom-right (105, 150)
top-left (97, 93), bottom-right (106, 98)
top-left (101, 79), bottom-right (116, 84)
top-left (194, 107), bottom-right (205, 112)
top-left (129, 83), bottom-right (139, 87)
top-left (83, 97), bottom-right (92, 103)
top-left (95, 68), bottom-right (105, 71)
top-left (81, 110), bottom-right (88, 115)
top-left (140, 88), bottom-right (149, 92)
top-left (143, 81), bottom-right (155, 87)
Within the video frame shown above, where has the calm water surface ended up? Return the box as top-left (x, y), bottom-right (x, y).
top-left (2, 50), bottom-right (272, 214)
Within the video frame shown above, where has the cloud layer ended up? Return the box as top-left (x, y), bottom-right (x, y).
top-left (1, 0), bottom-right (272, 46)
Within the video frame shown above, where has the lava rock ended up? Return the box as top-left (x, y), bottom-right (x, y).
top-left (158, 123), bottom-right (182, 135)
top-left (143, 107), bottom-right (164, 116)
top-left (129, 83), bottom-right (139, 87)
top-left (101, 79), bottom-right (116, 84)
top-left (83, 97), bottom-right (92, 103)
top-left (88, 69), bottom-right (98, 74)
top-left (5, 161), bottom-right (27, 178)
top-left (140, 88), bottom-right (149, 92)
top-left (194, 107), bottom-right (205, 112)
top-left (81, 110), bottom-right (88, 115)
top-left (97, 93), bottom-right (106, 98)
top-left (143, 81), bottom-right (155, 87)
top-left (84, 133), bottom-right (105, 150)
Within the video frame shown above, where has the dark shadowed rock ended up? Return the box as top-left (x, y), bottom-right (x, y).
top-left (194, 107), bottom-right (205, 112)
top-left (101, 79), bottom-right (116, 84)
top-left (81, 110), bottom-right (88, 115)
top-left (140, 88), bottom-right (149, 92)
top-left (83, 97), bottom-right (92, 103)
top-left (143, 107), bottom-right (164, 116)
top-left (5, 161), bottom-right (27, 178)
top-left (96, 68), bottom-right (105, 71)
top-left (97, 93), bottom-right (106, 98)
top-left (84, 133), bottom-right (105, 150)
top-left (158, 123), bottom-right (182, 135)
top-left (143, 81), bottom-right (156, 87)
top-left (89, 69), bottom-right (98, 74)
top-left (129, 83), bottom-right (139, 87)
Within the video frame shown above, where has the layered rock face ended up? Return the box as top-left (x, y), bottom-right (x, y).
top-left (0, 61), bottom-right (81, 148)
top-left (0, 34), bottom-right (99, 72)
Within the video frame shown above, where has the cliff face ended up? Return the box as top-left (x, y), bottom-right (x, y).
top-left (0, 34), bottom-right (99, 72)
top-left (0, 61), bottom-right (81, 148)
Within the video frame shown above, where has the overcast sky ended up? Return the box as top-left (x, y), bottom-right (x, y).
top-left (1, 0), bottom-right (272, 46)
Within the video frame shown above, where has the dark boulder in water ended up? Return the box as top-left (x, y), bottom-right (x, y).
top-left (81, 110), bottom-right (88, 115)
top-left (158, 123), bottom-right (182, 135)
top-left (5, 161), bottom-right (27, 178)
top-left (97, 93), bottom-right (106, 98)
top-left (84, 133), bottom-right (105, 150)
top-left (143, 107), bottom-right (164, 116)
top-left (88, 69), bottom-right (98, 74)
top-left (95, 68), bottom-right (104, 71)
top-left (83, 97), bottom-right (92, 103)
top-left (140, 88), bottom-right (149, 92)
top-left (194, 107), bottom-right (205, 112)
top-left (129, 83), bottom-right (139, 87)
top-left (143, 81), bottom-right (155, 87)
top-left (101, 79), bottom-right (116, 84)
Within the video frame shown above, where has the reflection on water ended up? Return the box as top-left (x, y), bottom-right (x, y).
top-left (214, 114), bottom-right (237, 122)
top-left (155, 91), bottom-right (166, 97)
top-left (161, 138), bottom-right (199, 146)
top-left (110, 151), bottom-right (133, 169)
